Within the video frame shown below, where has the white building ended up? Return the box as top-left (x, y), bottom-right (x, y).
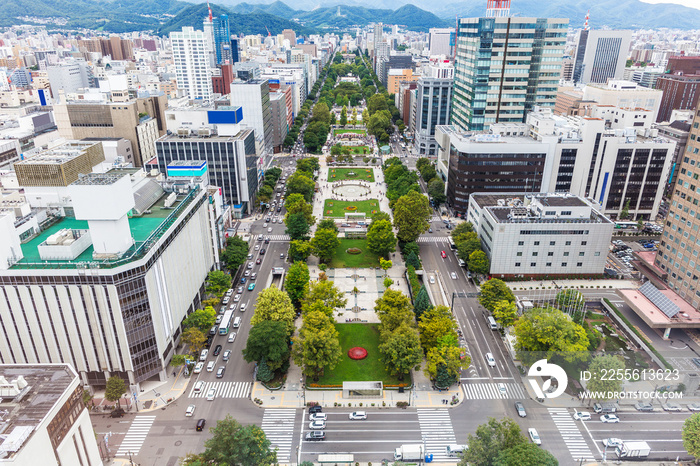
top-left (583, 80), bottom-right (663, 122)
top-left (428, 28), bottom-right (454, 57)
top-left (0, 365), bottom-right (102, 465)
top-left (572, 30), bottom-right (632, 85)
top-left (170, 27), bottom-right (213, 101)
top-left (468, 193), bottom-right (614, 277)
top-left (46, 60), bottom-right (93, 98)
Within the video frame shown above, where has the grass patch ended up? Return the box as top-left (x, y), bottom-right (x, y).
top-left (333, 129), bottom-right (366, 136)
top-left (341, 145), bottom-right (371, 155)
top-left (330, 239), bottom-right (382, 268)
top-left (314, 324), bottom-right (405, 386)
top-left (328, 167), bottom-right (375, 182)
top-left (323, 199), bottom-right (380, 218)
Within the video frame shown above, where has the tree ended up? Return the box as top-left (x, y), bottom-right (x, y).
top-left (494, 443), bottom-right (559, 466)
top-left (375, 289), bottom-right (414, 335)
top-left (285, 212), bottom-right (310, 240)
top-left (310, 227), bottom-right (340, 263)
top-left (200, 415), bottom-right (277, 466)
top-left (416, 157), bottom-right (432, 173)
top-left (420, 165), bottom-right (437, 183)
top-left (105, 376), bottom-right (127, 403)
top-left (620, 198), bottom-right (631, 219)
top-left (586, 355), bottom-right (625, 398)
top-left (366, 219), bottom-right (397, 258)
top-left (513, 307), bottom-right (589, 365)
top-left (425, 338), bottom-right (463, 382)
top-left (257, 184), bottom-right (273, 204)
top-left (405, 250), bottom-right (421, 269)
top-left (451, 221), bottom-right (474, 239)
top-left (418, 305), bottom-right (457, 351)
top-left (351, 107), bottom-right (358, 125)
top-left (285, 261), bottom-right (310, 309)
top-left (368, 93), bottom-right (389, 115)
top-left (401, 241), bottom-right (420, 258)
top-left (493, 300), bottom-right (518, 328)
top-left (362, 108), bottom-right (369, 123)
top-left (296, 157), bottom-right (320, 175)
top-left (170, 354), bottom-right (187, 368)
top-left (468, 250), bottom-right (490, 275)
top-left (379, 323), bottom-right (423, 380)
top-left (289, 239), bottom-right (312, 262)
top-left (379, 258), bottom-right (393, 273)
top-left (383, 277), bottom-right (394, 288)
top-left (304, 280), bottom-right (347, 311)
top-left (293, 310), bottom-right (342, 380)
top-left (340, 106), bottom-right (348, 125)
top-left (250, 287), bottom-right (296, 336)
top-left (317, 218), bottom-right (338, 233)
top-left (371, 211), bottom-right (392, 224)
top-left (286, 172), bottom-right (315, 202)
top-left (310, 102), bottom-right (331, 125)
top-left (285, 193), bottom-right (315, 225)
top-left (206, 270), bottom-right (232, 296)
top-left (221, 235), bottom-right (249, 271)
top-left (478, 279), bottom-right (515, 312)
top-left (393, 191), bottom-right (431, 243)
top-left (367, 112), bottom-right (392, 138)
top-left (413, 286), bottom-right (433, 320)
top-left (243, 320), bottom-right (290, 371)
top-left (455, 232), bottom-right (481, 262)
top-left (182, 307), bottom-right (217, 333)
top-left (256, 358), bottom-right (274, 383)
top-left (459, 417), bottom-right (526, 466)
top-left (182, 327), bottom-right (207, 355)
top-left (555, 289), bottom-right (584, 310)
top-left (683, 413), bottom-right (700, 463)
top-left (428, 178), bottom-right (446, 205)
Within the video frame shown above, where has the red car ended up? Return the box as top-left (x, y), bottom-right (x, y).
top-left (441, 250), bottom-right (447, 258)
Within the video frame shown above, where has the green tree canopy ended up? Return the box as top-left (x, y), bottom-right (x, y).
top-left (285, 211), bottom-right (310, 240)
top-left (468, 250), bottom-right (490, 275)
top-left (250, 287), bottom-right (296, 336)
top-left (451, 221), bottom-right (474, 240)
top-left (310, 227), bottom-right (340, 263)
top-left (492, 300), bottom-right (518, 328)
top-left (105, 377), bottom-right (127, 402)
top-left (304, 280), bottom-right (347, 311)
top-left (289, 239), bottom-right (312, 262)
top-left (585, 354), bottom-right (625, 399)
top-left (182, 307), bottom-right (217, 333)
top-left (459, 417), bottom-right (526, 466)
top-left (206, 270), bottom-right (232, 296)
top-left (317, 218), bottom-right (339, 233)
top-left (455, 232), bottom-right (482, 262)
top-left (393, 191), bottom-right (431, 243)
top-left (221, 235), bottom-right (249, 271)
top-left (683, 413), bottom-right (700, 463)
top-left (286, 172), bottom-right (315, 202)
top-left (375, 288), bottom-right (414, 335)
top-left (243, 320), bottom-right (290, 371)
top-left (310, 102), bottom-right (331, 125)
top-left (285, 261), bottom-right (310, 309)
top-left (413, 285), bottom-right (432, 320)
top-left (366, 219), bottom-right (397, 258)
top-left (513, 307), bottom-right (590, 365)
top-left (200, 416), bottom-right (277, 466)
top-left (494, 442), bottom-right (559, 466)
top-left (428, 177), bottom-right (446, 205)
top-left (182, 327), bottom-right (207, 356)
top-left (478, 279), bottom-right (515, 312)
top-left (292, 310), bottom-right (342, 380)
top-left (257, 184), bottom-right (273, 204)
top-left (379, 323), bottom-right (423, 380)
top-left (367, 93), bottom-right (388, 115)
top-left (418, 305), bottom-right (457, 351)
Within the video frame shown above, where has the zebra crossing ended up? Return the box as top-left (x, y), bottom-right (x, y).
top-left (266, 234), bottom-right (290, 241)
top-left (548, 408), bottom-right (595, 462)
top-left (417, 409), bottom-right (458, 462)
top-left (261, 409), bottom-right (296, 464)
top-left (416, 236), bottom-right (449, 243)
top-left (430, 215), bottom-right (443, 222)
top-left (115, 415), bottom-right (156, 457)
top-left (461, 382), bottom-right (527, 400)
top-left (187, 381), bottom-right (251, 399)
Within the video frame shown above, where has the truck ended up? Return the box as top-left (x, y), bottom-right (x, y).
top-left (394, 444), bottom-right (425, 461)
top-left (615, 441), bottom-right (651, 458)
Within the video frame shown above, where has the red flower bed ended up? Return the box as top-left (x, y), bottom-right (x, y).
top-left (348, 347), bottom-right (368, 360)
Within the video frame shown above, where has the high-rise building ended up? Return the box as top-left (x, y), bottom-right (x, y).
top-left (572, 30), bottom-right (631, 84)
top-left (46, 61), bottom-right (94, 97)
top-left (213, 14), bottom-right (232, 65)
top-left (428, 28), bottom-right (455, 57)
top-left (171, 27), bottom-right (214, 101)
top-left (656, 74), bottom-right (700, 123)
top-left (414, 63), bottom-right (454, 157)
top-left (451, 16), bottom-right (568, 132)
top-left (373, 23), bottom-right (383, 50)
top-left (230, 80), bottom-right (274, 156)
top-left (282, 29), bottom-right (297, 47)
top-left (654, 104), bottom-right (700, 304)
top-left (230, 38), bottom-right (240, 64)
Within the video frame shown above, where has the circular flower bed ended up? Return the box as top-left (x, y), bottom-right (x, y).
top-left (346, 172), bottom-right (357, 177)
top-left (345, 206), bottom-right (358, 211)
top-left (346, 248), bottom-right (362, 255)
top-left (348, 347), bottom-right (368, 360)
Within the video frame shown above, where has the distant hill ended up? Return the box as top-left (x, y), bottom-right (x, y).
top-left (289, 4), bottom-right (449, 32)
top-left (229, 1), bottom-right (299, 18)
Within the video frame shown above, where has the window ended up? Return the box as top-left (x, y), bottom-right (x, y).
top-left (534, 241), bottom-right (540, 246)
top-left (546, 262), bottom-right (552, 266)
top-left (581, 241), bottom-right (587, 246)
top-left (548, 252), bottom-right (554, 256)
top-left (561, 262), bottom-right (567, 267)
top-left (516, 252), bottom-right (522, 256)
top-left (594, 252), bottom-right (600, 256)
top-left (549, 241), bottom-right (556, 246)
top-left (518, 241), bottom-right (524, 246)
top-left (515, 262), bottom-right (521, 267)
top-left (579, 252), bottom-right (585, 256)
top-left (530, 262), bottom-right (537, 267)
top-left (532, 252), bottom-right (538, 256)
top-left (577, 262), bottom-right (583, 266)
top-left (565, 241), bottom-right (571, 245)
top-left (564, 252), bottom-right (569, 256)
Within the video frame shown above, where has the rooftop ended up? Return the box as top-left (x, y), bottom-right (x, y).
top-left (13, 141), bottom-right (98, 166)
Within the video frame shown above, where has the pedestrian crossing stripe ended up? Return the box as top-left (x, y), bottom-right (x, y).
top-left (261, 409), bottom-right (296, 463)
top-left (548, 408), bottom-right (595, 461)
top-left (416, 236), bottom-right (449, 243)
top-left (461, 382), bottom-right (526, 400)
top-left (266, 235), bottom-right (290, 241)
top-left (115, 415), bottom-right (156, 456)
top-left (417, 409), bottom-right (458, 462)
top-left (188, 381), bottom-right (252, 399)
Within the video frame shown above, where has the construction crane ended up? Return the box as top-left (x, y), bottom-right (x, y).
top-left (265, 26), bottom-right (271, 37)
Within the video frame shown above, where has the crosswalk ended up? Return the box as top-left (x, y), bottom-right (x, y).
top-left (188, 381), bottom-right (252, 399)
top-left (266, 234), bottom-right (290, 241)
top-left (430, 216), bottom-right (443, 222)
top-left (261, 409), bottom-right (296, 464)
top-left (461, 382), bottom-right (527, 400)
top-left (115, 415), bottom-right (156, 457)
top-left (548, 408), bottom-right (594, 462)
top-left (416, 236), bottom-right (449, 243)
top-left (417, 408), bottom-right (458, 462)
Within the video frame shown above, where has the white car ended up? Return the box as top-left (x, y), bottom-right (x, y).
top-left (600, 414), bottom-right (620, 423)
top-left (255, 245), bottom-right (260, 251)
top-left (193, 362), bottom-right (204, 374)
top-left (602, 438), bottom-right (623, 448)
top-left (228, 332), bottom-right (236, 343)
top-left (234, 294), bottom-right (241, 302)
top-left (309, 420), bottom-right (326, 430)
top-left (309, 413), bottom-right (327, 421)
top-left (429, 276), bottom-right (435, 284)
top-left (185, 404), bottom-right (196, 417)
top-left (207, 361), bottom-right (215, 372)
top-left (451, 272), bottom-right (457, 279)
top-left (528, 428), bottom-right (541, 445)
top-left (497, 383), bottom-right (507, 395)
top-left (263, 223), bottom-right (268, 227)
top-left (688, 403), bottom-right (700, 412)
top-left (573, 411), bottom-right (591, 421)
top-left (663, 402), bottom-right (683, 412)
top-left (349, 411), bottom-right (367, 420)
top-left (244, 270), bottom-right (250, 277)
top-left (206, 387), bottom-right (216, 401)
top-left (268, 227), bottom-right (272, 233)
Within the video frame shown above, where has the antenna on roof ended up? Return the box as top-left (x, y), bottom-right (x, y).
top-left (584, 9), bottom-right (590, 30)
top-left (207, 0), bottom-right (213, 22)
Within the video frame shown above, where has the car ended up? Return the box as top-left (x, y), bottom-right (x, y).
top-left (349, 411), bottom-right (367, 420)
top-left (248, 283), bottom-right (256, 291)
top-left (264, 238), bottom-right (270, 244)
top-left (309, 413), bottom-right (327, 421)
top-left (254, 245), bottom-right (260, 251)
top-left (196, 418), bottom-right (206, 431)
top-left (257, 234), bottom-right (263, 241)
top-left (305, 431), bottom-right (325, 441)
top-left (251, 273), bottom-right (257, 280)
top-left (216, 366), bottom-right (225, 378)
top-left (221, 296), bottom-right (229, 305)
top-left (497, 383), bottom-right (507, 395)
top-left (215, 315), bottom-right (223, 325)
top-left (309, 420), bottom-right (326, 430)
top-left (240, 277), bottom-right (247, 284)
top-left (199, 349), bottom-right (208, 361)
top-left (206, 361), bottom-right (215, 372)
top-left (441, 250), bottom-right (447, 258)
top-left (206, 387), bottom-right (216, 401)
top-left (240, 303), bottom-right (247, 312)
top-left (602, 438), bottom-right (623, 448)
top-left (277, 207), bottom-right (282, 212)
top-left (185, 404), bottom-right (196, 417)
top-left (213, 345), bottom-right (222, 356)
top-left (429, 276), bottom-right (436, 284)
top-left (237, 286), bottom-right (243, 293)
top-left (193, 362), bottom-right (204, 374)
top-left (268, 227), bottom-right (272, 233)
top-left (227, 332), bottom-right (236, 343)
top-left (514, 402), bottom-right (527, 417)
top-left (663, 402), bottom-right (683, 412)
top-left (266, 217), bottom-right (271, 222)
top-left (260, 248), bottom-right (266, 255)
top-left (244, 270), bottom-right (250, 277)
top-left (263, 223), bottom-right (268, 228)
top-left (688, 403), bottom-right (700, 412)
top-left (256, 258), bottom-right (261, 264)
top-left (485, 352), bottom-right (496, 367)
top-left (225, 288), bottom-right (233, 296)
top-left (309, 405), bottom-right (322, 414)
top-left (234, 294), bottom-right (241, 302)
top-left (451, 272), bottom-right (457, 280)
top-left (573, 411), bottom-right (591, 421)
top-left (428, 228), bottom-right (433, 233)
top-left (528, 428), bottom-right (541, 445)
top-left (247, 253), bottom-right (253, 260)
top-left (280, 253), bottom-right (285, 259)
top-left (222, 350), bottom-right (231, 361)
top-left (600, 414), bottom-right (619, 423)
top-left (247, 262), bottom-right (253, 269)
top-left (634, 401), bottom-right (654, 412)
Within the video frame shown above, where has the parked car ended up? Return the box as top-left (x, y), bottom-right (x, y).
top-left (349, 411), bottom-right (367, 420)
top-left (309, 413), bottom-right (327, 421)
top-left (688, 403), bottom-right (700, 412)
top-left (635, 401), bottom-right (654, 412)
top-left (663, 402), bottom-right (683, 412)
top-left (305, 431), bottom-right (325, 441)
top-left (309, 420), bottom-right (326, 430)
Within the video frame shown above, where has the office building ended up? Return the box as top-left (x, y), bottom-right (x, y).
top-left (212, 63), bottom-right (234, 95)
top-left (230, 38), bottom-right (240, 64)
top-left (451, 16), bottom-right (568, 131)
top-left (654, 104), bottom-right (700, 304)
top-left (572, 30), bottom-right (632, 84)
top-left (583, 80), bottom-right (663, 121)
top-left (428, 28), bottom-right (455, 57)
top-left (623, 66), bottom-right (665, 89)
top-left (213, 14), bottom-right (232, 65)
top-left (397, 81), bottom-right (418, 130)
top-left (667, 56), bottom-right (700, 76)
top-left (0, 365), bottom-right (101, 465)
top-left (14, 141), bottom-right (105, 188)
top-left (554, 88), bottom-right (596, 117)
top-left (468, 193), bottom-right (613, 277)
top-left (230, 80), bottom-right (273, 155)
top-left (171, 27), bottom-right (214, 101)
top-left (387, 68), bottom-right (419, 95)
top-left (656, 74), bottom-right (700, 123)
top-left (46, 61), bottom-right (94, 97)
top-left (269, 91), bottom-right (289, 152)
top-left (656, 119), bottom-right (691, 193)
top-left (379, 53), bottom-right (412, 88)
top-left (282, 29), bottom-right (297, 47)
top-left (414, 63), bottom-right (454, 157)
top-left (0, 172), bottom-right (215, 389)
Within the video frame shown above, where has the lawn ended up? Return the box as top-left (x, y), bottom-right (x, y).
top-left (323, 199), bottom-right (380, 218)
top-left (333, 128), bottom-right (366, 136)
top-left (329, 238), bottom-right (382, 268)
top-left (314, 324), bottom-right (405, 387)
top-left (328, 167), bottom-right (375, 182)
top-left (341, 145), bottom-right (371, 155)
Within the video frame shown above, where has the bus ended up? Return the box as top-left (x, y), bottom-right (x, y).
top-left (448, 237), bottom-right (457, 250)
top-left (218, 309), bottom-right (234, 335)
top-left (614, 221), bottom-right (638, 230)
